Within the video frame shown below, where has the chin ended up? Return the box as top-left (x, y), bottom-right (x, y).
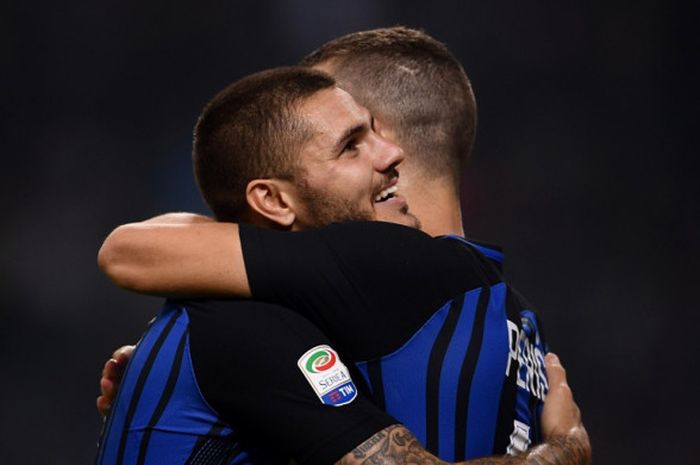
top-left (403, 215), bottom-right (421, 230)
top-left (382, 213), bottom-right (421, 230)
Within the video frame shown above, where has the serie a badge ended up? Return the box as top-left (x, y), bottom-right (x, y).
top-left (297, 345), bottom-right (358, 406)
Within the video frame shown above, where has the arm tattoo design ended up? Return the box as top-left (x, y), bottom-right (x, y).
top-left (352, 429), bottom-right (388, 458)
top-left (337, 425), bottom-right (591, 465)
top-left (339, 425), bottom-right (447, 465)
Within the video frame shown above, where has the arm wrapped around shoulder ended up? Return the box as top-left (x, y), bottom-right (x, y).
top-left (98, 216), bottom-right (250, 298)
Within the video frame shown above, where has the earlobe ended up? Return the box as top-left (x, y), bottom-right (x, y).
top-left (245, 179), bottom-right (296, 228)
top-left (373, 117), bottom-right (386, 136)
top-left (373, 118), bottom-right (396, 142)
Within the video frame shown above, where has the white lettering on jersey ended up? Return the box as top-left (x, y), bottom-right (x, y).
top-left (506, 420), bottom-right (531, 455)
top-left (505, 317), bottom-right (548, 400)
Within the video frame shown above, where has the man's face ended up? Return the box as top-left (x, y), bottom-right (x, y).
top-left (291, 87), bottom-right (419, 230)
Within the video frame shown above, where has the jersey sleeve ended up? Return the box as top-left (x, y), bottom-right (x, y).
top-left (239, 221), bottom-right (494, 358)
top-left (185, 299), bottom-right (396, 465)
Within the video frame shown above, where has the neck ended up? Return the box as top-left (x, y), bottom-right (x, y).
top-left (400, 176), bottom-right (465, 237)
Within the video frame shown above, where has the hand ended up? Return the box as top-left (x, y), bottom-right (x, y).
top-left (538, 352), bottom-right (591, 464)
top-left (541, 352), bottom-right (583, 437)
top-left (96, 345), bottom-right (135, 417)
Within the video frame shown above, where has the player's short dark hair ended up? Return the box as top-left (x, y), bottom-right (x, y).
top-left (193, 66), bottom-right (335, 221)
top-left (301, 26), bottom-right (476, 184)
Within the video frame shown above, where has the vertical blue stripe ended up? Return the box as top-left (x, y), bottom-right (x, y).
top-left (354, 363), bottom-right (372, 395)
top-left (97, 304), bottom-right (178, 465)
top-left (521, 309), bottom-right (544, 350)
top-left (435, 288), bottom-right (481, 460)
top-left (515, 309), bottom-right (548, 446)
top-left (128, 314), bottom-right (189, 436)
top-left (376, 303), bottom-right (453, 445)
top-left (465, 283), bottom-right (509, 457)
top-left (97, 303), bottom-right (245, 465)
top-left (137, 329), bottom-right (189, 465)
top-left (157, 332), bottom-right (232, 436)
top-left (123, 310), bottom-right (188, 465)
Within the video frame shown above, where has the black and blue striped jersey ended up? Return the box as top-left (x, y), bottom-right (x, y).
top-left (95, 304), bottom-right (255, 465)
top-left (240, 221), bottom-right (548, 461)
top-left (95, 299), bottom-right (396, 465)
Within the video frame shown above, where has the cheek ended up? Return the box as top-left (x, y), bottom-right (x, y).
top-left (328, 166), bottom-right (372, 196)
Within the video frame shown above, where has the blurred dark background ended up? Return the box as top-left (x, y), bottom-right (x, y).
top-left (2, 1), bottom-right (696, 463)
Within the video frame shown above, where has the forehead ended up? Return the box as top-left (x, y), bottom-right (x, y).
top-left (297, 87), bottom-right (369, 143)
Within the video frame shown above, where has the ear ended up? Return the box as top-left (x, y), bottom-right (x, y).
top-left (245, 178), bottom-right (298, 228)
top-left (372, 117), bottom-right (396, 142)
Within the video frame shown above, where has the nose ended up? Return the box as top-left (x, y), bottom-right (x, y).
top-left (372, 132), bottom-right (404, 173)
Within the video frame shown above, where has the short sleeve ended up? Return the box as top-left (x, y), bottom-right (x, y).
top-left (238, 221), bottom-right (494, 359)
top-left (185, 299), bottom-right (397, 465)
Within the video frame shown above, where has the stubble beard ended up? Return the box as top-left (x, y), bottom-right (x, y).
top-left (295, 176), bottom-right (421, 230)
top-left (295, 177), bottom-right (374, 228)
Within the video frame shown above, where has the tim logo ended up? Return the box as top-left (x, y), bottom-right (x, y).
top-left (298, 345), bottom-right (357, 406)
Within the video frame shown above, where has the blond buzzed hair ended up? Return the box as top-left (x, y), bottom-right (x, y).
top-left (301, 26), bottom-right (477, 184)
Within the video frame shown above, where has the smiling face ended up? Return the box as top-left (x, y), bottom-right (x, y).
top-left (289, 87), bottom-right (420, 230)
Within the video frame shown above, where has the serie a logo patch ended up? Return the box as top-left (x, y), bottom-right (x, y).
top-left (297, 345), bottom-right (358, 406)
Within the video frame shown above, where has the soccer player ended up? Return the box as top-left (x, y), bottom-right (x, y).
top-left (97, 66), bottom-right (589, 464)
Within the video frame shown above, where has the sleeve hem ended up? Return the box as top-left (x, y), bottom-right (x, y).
top-left (298, 416), bottom-right (399, 465)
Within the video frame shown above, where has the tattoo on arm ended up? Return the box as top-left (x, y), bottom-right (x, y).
top-left (351, 429), bottom-right (388, 458)
top-left (337, 425), bottom-right (590, 465)
top-left (339, 425), bottom-right (446, 465)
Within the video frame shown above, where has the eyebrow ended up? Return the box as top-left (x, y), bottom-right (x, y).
top-left (332, 122), bottom-right (368, 153)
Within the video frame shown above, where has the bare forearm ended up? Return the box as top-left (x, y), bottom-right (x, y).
top-left (98, 215), bottom-right (249, 297)
top-left (337, 425), bottom-right (590, 465)
top-left (514, 430), bottom-right (590, 465)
